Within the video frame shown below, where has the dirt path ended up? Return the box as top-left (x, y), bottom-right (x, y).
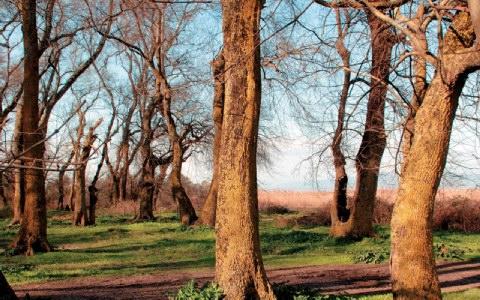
top-left (13, 261), bottom-right (480, 299)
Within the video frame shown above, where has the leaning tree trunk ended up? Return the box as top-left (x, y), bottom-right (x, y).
top-left (391, 12), bottom-right (478, 299)
top-left (158, 81), bottom-right (197, 225)
top-left (13, 0), bottom-right (51, 255)
top-left (198, 51), bottom-right (225, 227)
top-left (330, 12), bottom-right (394, 238)
top-left (0, 270), bottom-right (17, 299)
top-left (216, 1), bottom-right (276, 299)
top-left (10, 98), bottom-right (25, 225)
top-left (73, 121), bottom-right (100, 226)
top-left (330, 9), bottom-right (351, 229)
top-left (136, 107), bottom-right (155, 221)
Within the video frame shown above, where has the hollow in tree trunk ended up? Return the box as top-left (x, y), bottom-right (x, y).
top-left (330, 9), bottom-right (351, 229)
top-left (330, 12), bottom-right (394, 238)
top-left (215, 1), bottom-right (276, 298)
top-left (391, 12), bottom-right (478, 299)
top-left (198, 51), bottom-right (225, 227)
top-left (13, 0), bottom-right (51, 255)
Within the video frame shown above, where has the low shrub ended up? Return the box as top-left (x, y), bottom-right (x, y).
top-left (170, 280), bottom-right (223, 300)
top-left (433, 196), bottom-right (480, 232)
top-left (295, 213), bottom-right (331, 227)
top-left (273, 284), bottom-right (352, 300)
top-left (372, 198), bottom-right (393, 225)
top-left (434, 243), bottom-right (466, 261)
top-left (274, 212), bottom-right (330, 229)
top-left (262, 204), bottom-right (293, 215)
top-left (353, 250), bottom-right (389, 264)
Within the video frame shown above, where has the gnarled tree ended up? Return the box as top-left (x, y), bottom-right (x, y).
top-left (329, 9), bottom-right (395, 238)
top-left (388, 11), bottom-right (480, 299)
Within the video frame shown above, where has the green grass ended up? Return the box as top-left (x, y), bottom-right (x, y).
top-left (1, 211), bottom-right (480, 299)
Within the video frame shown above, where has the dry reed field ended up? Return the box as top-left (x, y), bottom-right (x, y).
top-left (258, 188), bottom-right (480, 211)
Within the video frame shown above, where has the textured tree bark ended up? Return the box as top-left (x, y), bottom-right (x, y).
top-left (330, 13), bottom-right (393, 238)
top-left (391, 12), bottom-right (476, 300)
top-left (0, 270), bottom-right (17, 300)
top-left (10, 99), bottom-right (25, 225)
top-left (216, 1), bottom-right (276, 299)
top-left (198, 52), bottom-right (225, 227)
top-left (13, 0), bottom-right (51, 255)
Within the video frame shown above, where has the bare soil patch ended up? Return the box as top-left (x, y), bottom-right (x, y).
top-left (14, 260), bottom-right (480, 299)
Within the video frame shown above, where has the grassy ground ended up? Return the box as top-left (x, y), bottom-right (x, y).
top-left (1, 210), bottom-right (480, 298)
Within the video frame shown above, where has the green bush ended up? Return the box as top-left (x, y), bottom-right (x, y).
top-left (273, 284), bottom-right (352, 300)
top-left (353, 250), bottom-right (389, 264)
top-left (170, 280), bottom-right (223, 300)
top-left (434, 243), bottom-right (465, 261)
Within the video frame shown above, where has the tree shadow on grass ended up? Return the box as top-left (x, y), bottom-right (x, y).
top-left (61, 238), bottom-right (214, 255)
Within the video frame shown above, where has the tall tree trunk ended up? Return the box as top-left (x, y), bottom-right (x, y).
top-left (13, 0), bottom-right (51, 255)
top-left (119, 167), bottom-right (128, 202)
top-left (0, 172), bottom-right (7, 207)
top-left (57, 151), bottom-right (74, 210)
top-left (73, 121), bottom-right (100, 226)
top-left (391, 12), bottom-right (477, 299)
top-left (57, 169), bottom-right (66, 210)
top-left (110, 175), bottom-right (119, 205)
top-left (216, 1), bottom-right (276, 299)
top-left (153, 163), bottom-right (169, 211)
top-left (198, 51), bottom-right (225, 227)
top-left (10, 99), bottom-right (24, 225)
top-left (0, 271), bottom-right (17, 300)
top-left (136, 107), bottom-right (155, 221)
top-left (67, 173), bottom-right (75, 211)
top-left (330, 13), bottom-right (394, 238)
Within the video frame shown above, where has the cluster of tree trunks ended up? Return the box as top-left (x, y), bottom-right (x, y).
top-left (330, 10), bottom-right (394, 238)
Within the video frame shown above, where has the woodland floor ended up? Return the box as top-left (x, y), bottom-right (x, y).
top-left (12, 260), bottom-right (480, 299)
top-left (2, 209), bottom-right (480, 299)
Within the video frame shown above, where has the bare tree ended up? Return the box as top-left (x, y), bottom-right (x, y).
top-left (73, 114), bottom-right (102, 226)
top-left (13, 0), bottom-right (51, 255)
